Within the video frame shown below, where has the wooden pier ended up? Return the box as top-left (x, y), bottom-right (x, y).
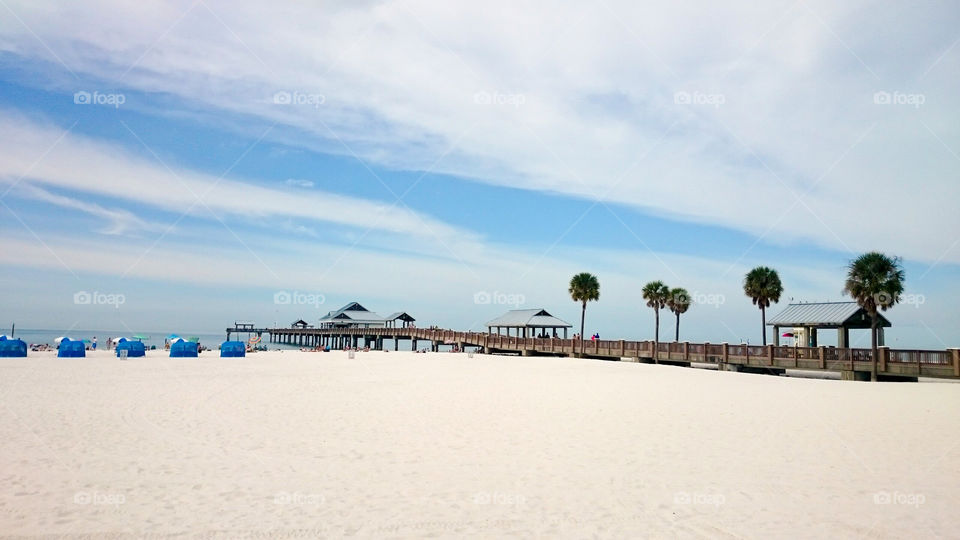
top-left (227, 325), bottom-right (960, 382)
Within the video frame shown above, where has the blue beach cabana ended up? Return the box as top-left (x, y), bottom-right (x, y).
top-left (58, 338), bottom-right (86, 358)
top-left (0, 338), bottom-right (27, 357)
top-left (170, 340), bottom-right (198, 357)
top-left (116, 340), bottom-right (146, 358)
top-left (220, 340), bottom-right (245, 357)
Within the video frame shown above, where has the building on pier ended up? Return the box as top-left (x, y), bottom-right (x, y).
top-left (486, 308), bottom-right (572, 338)
top-left (318, 302), bottom-right (415, 329)
top-left (767, 301), bottom-right (891, 347)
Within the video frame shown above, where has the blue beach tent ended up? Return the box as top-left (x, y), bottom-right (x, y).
top-left (58, 338), bottom-right (86, 358)
top-left (0, 338), bottom-right (27, 357)
top-left (170, 340), bottom-right (198, 357)
top-left (116, 340), bottom-right (146, 358)
top-left (220, 340), bottom-right (245, 357)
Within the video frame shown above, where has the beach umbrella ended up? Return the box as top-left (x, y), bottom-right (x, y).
top-left (0, 335), bottom-right (7, 341)
top-left (187, 337), bottom-right (200, 343)
top-left (54, 336), bottom-right (67, 344)
top-left (133, 334), bottom-right (149, 341)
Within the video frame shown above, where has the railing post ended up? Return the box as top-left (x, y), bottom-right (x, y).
top-left (879, 346), bottom-right (889, 373)
top-left (620, 339), bottom-right (625, 358)
top-left (767, 344), bottom-right (774, 366)
top-left (819, 346), bottom-right (826, 369)
top-left (683, 342), bottom-right (689, 362)
top-left (952, 349), bottom-right (960, 377)
top-left (703, 342), bottom-right (710, 364)
top-left (721, 342), bottom-right (728, 370)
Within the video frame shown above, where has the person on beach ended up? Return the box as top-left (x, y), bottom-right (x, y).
top-left (92, 337), bottom-right (97, 350)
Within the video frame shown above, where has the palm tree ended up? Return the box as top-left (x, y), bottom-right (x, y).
top-left (843, 252), bottom-right (904, 382)
top-left (667, 287), bottom-right (691, 342)
top-left (569, 272), bottom-right (600, 358)
top-left (642, 280), bottom-right (670, 361)
top-left (743, 267), bottom-right (783, 346)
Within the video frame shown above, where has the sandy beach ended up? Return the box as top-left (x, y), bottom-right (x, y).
top-left (0, 350), bottom-right (957, 538)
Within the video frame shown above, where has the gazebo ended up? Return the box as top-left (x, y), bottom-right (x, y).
top-left (767, 302), bottom-right (891, 348)
top-left (385, 312), bottom-right (416, 328)
top-left (486, 308), bottom-right (572, 338)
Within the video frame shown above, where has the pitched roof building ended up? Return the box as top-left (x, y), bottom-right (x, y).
top-left (486, 308), bottom-right (572, 338)
top-left (767, 301), bottom-right (891, 347)
top-left (318, 302), bottom-right (416, 329)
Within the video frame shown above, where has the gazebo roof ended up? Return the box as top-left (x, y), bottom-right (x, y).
top-left (486, 309), bottom-right (572, 328)
top-left (319, 302), bottom-right (386, 324)
top-left (766, 302), bottom-right (891, 329)
top-left (386, 312), bottom-right (416, 322)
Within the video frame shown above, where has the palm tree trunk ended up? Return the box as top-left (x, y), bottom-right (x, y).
top-left (871, 312), bottom-right (878, 382)
top-left (654, 308), bottom-right (659, 364)
top-left (675, 311), bottom-right (680, 342)
top-left (761, 305), bottom-right (767, 346)
top-left (579, 301), bottom-right (586, 359)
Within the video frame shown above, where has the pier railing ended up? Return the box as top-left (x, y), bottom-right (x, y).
top-left (249, 326), bottom-right (960, 380)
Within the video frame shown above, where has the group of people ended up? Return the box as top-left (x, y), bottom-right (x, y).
top-left (571, 333), bottom-right (601, 340)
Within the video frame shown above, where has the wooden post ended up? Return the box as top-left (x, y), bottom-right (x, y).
top-left (767, 344), bottom-right (774, 367)
top-left (620, 339), bottom-right (625, 358)
top-left (683, 342), bottom-right (689, 362)
top-left (721, 342), bottom-right (728, 370)
top-left (819, 346), bottom-right (826, 370)
top-left (952, 349), bottom-right (960, 377)
top-left (879, 346), bottom-right (889, 373)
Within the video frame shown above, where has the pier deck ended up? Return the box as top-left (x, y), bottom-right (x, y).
top-left (227, 326), bottom-right (960, 381)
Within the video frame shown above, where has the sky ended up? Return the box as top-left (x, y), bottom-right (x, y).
top-left (0, 0), bottom-right (957, 348)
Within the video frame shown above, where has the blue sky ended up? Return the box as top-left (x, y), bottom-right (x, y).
top-left (0, 1), bottom-right (957, 348)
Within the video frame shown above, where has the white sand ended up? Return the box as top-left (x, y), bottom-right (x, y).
top-left (0, 350), bottom-right (957, 538)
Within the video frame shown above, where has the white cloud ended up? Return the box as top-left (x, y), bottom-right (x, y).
top-left (0, 0), bottom-right (956, 262)
top-left (0, 111), bottom-right (477, 247)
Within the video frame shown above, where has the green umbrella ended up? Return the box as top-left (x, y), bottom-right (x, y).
top-left (187, 336), bottom-right (200, 343)
top-left (133, 334), bottom-right (150, 341)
